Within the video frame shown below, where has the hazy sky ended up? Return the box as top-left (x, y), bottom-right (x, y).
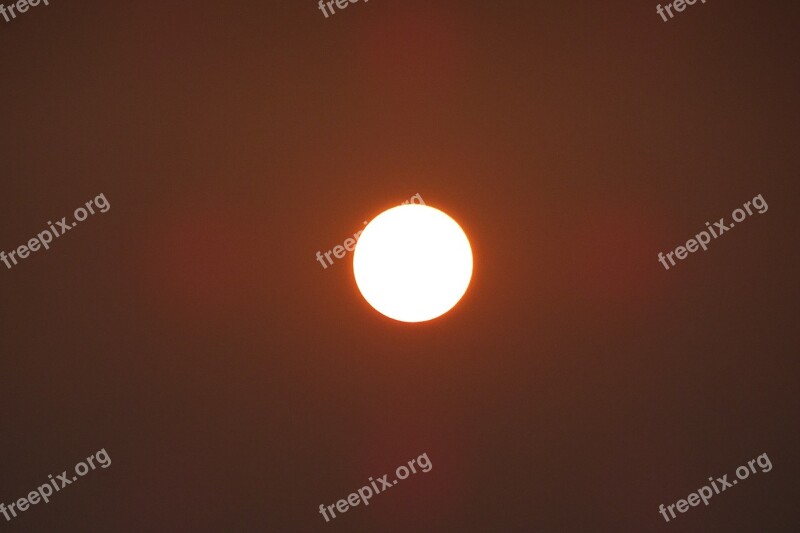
top-left (0, 1), bottom-right (798, 531)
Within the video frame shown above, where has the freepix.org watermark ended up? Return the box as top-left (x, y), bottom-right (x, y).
top-left (315, 193), bottom-right (424, 270)
top-left (1, 448), bottom-right (111, 523)
top-left (656, 0), bottom-right (708, 23)
top-left (1, 193), bottom-right (111, 271)
top-left (318, 452), bottom-right (432, 523)
top-left (0, 0), bottom-right (50, 24)
top-left (317, 0), bottom-right (369, 19)
top-left (657, 193), bottom-right (767, 271)
top-left (658, 452), bottom-right (772, 523)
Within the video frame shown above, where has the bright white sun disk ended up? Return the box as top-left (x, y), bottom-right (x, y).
top-left (353, 205), bottom-right (473, 323)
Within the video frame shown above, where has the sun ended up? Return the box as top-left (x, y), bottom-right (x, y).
top-left (353, 204), bottom-right (473, 323)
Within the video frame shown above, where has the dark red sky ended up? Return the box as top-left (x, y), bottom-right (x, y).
top-left (0, 1), bottom-right (798, 531)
